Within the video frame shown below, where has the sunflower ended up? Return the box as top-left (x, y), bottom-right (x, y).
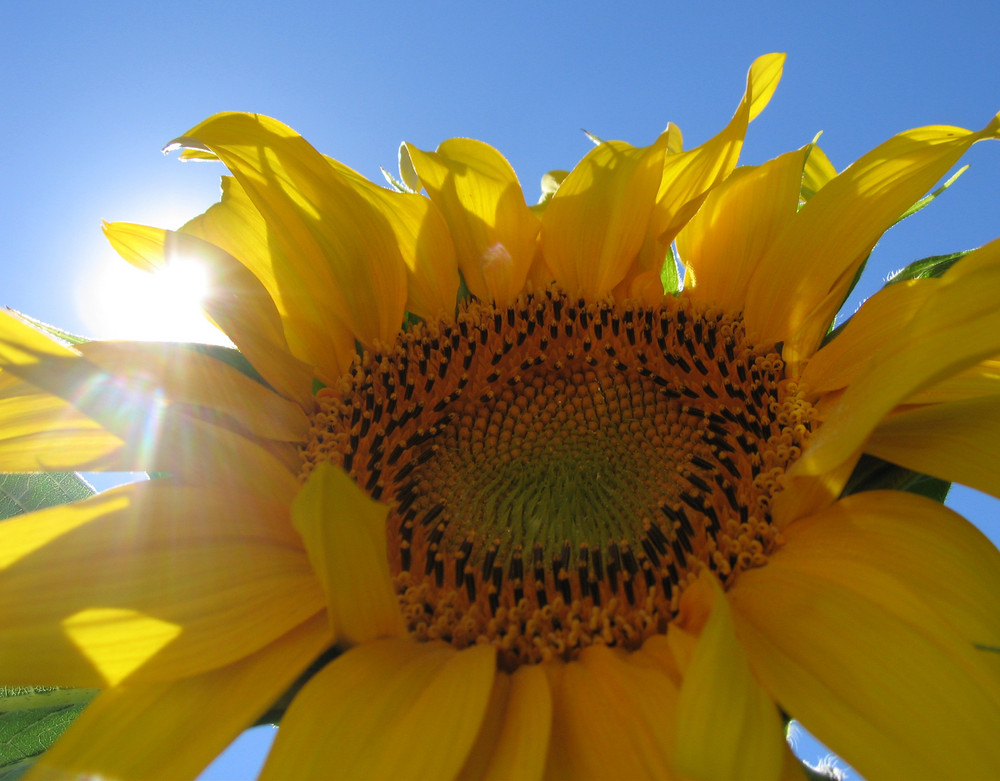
top-left (2, 52), bottom-right (1000, 780)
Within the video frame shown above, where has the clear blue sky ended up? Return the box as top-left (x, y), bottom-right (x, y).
top-left (3, 1), bottom-right (999, 778)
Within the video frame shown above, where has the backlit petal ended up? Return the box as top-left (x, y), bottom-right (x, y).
top-left (180, 176), bottom-right (357, 383)
top-left (0, 480), bottom-right (323, 687)
top-left (787, 238), bottom-right (1000, 488)
top-left (291, 462), bottom-right (405, 644)
top-left (748, 112), bottom-right (1000, 364)
top-left (677, 148), bottom-right (806, 313)
top-left (30, 613), bottom-right (330, 781)
top-left (402, 138), bottom-right (539, 304)
top-left (169, 113), bottom-right (409, 347)
top-left (541, 136), bottom-right (668, 298)
top-left (622, 53), bottom-right (785, 299)
top-left (105, 221), bottom-right (315, 406)
top-left (260, 638), bottom-right (496, 780)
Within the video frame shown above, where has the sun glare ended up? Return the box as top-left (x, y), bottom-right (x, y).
top-left (78, 250), bottom-right (231, 345)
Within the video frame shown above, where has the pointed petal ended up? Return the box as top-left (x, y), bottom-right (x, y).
top-left (622, 54), bottom-right (785, 299)
top-left (169, 113), bottom-right (409, 347)
top-left (867, 395), bottom-right (1000, 500)
top-left (260, 638), bottom-right (496, 780)
top-left (105, 222), bottom-right (314, 406)
top-left (180, 176), bottom-right (358, 384)
top-left (729, 492), bottom-right (1000, 779)
top-left (30, 613), bottom-right (330, 781)
top-left (291, 462), bottom-right (405, 644)
top-left (0, 481), bottom-right (324, 687)
top-left (402, 138), bottom-right (539, 304)
top-left (800, 278), bottom-right (936, 397)
top-left (677, 148), bottom-right (807, 313)
top-left (673, 573), bottom-right (785, 781)
top-left (458, 664), bottom-right (552, 781)
top-left (545, 645), bottom-right (679, 779)
top-left (747, 112), bottom-right (1000, 361)
top-left (787, 237), bottom-right (1000, 487)
top-left (541, 136), bottom-right (669, 298)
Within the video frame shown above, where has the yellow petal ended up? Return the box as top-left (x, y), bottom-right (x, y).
top-left (541, 135), bottom-right (669, 298)
top-left (621, 53), bottom-right (785, 299)
top-left (799, 278), bottom-right (937, 397)
top-left (169, 113), bottom-right (409, 347)
top-left (747, 112), bottom-right (1000, 363)
top-left (0, 480), bottom-right (324, 687)
top-left (866, 395), bottom-right (1000, 500)
top-left (0, 310), bottom-right (300, 497)
top-left (673, 573), bottom-right (785, 781)
top-left (677, 148), bottom-right (807, 313)
top-left (105, 221), bottom-right (314, 406)
top-left (30, 613), bottom-right (330, 781)
top-left (0, 385), bottom-right (126, 471)
top-left (291, 462), bottom-right (405, 644)
top-left (402, 138), bottom-right (539, 304)
top-left (78, 340), bottom-right (309, 442)
top-left (788, 237), bottom-right (1000, 485)
top-left (458, 664), bottom-right (552, 781)
top-left (905, 358), bottom-right (1000, 404)
top-left (799, 143), bottom-right (837, 201)
top-left (545, 645), bottom-right (679, 780)
top-left (180, 176), bottom-right (357, 384)
top-left (260, 638), bottom-right (496, 780)
top-left (729, 493), bottom-right (1000, 779)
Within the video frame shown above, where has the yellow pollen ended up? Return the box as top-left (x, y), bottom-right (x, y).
top-left (301, 287), bottom-right (816, 670)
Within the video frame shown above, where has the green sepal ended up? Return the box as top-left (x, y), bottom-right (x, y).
top-left (4, 310), bottom-right (89, 346)
top-left (661, 244), bottom-right (681, 296)
top-left (885, 249), bottom-right (973, 286)
top-left (380, 166), bottom-right (414, 193)
top-left (894, 165), bottom-right (968, 225)
top-left (841, 453), bottom-right (950, 504)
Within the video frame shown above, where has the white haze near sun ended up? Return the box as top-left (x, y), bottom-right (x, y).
top-left (75, 240), bottom-right (231, 346)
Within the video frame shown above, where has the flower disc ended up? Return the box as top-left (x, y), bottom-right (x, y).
top-left (302, 287), bottom-right (816, 668)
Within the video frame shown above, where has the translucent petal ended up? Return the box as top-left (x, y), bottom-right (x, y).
top-left (403, 138), bottom-right (539, 304)
top-left (0, 481), bottom-right (324, 687)
top-left (747, 113), bottom-right (1000, 365)
top-left (30, 614), bottom-right (330, 781)
top-left (169, 113), bottom-right (409, 347)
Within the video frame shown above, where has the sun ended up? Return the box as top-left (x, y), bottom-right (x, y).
top-left (76, 245), bottom-right (230, 345)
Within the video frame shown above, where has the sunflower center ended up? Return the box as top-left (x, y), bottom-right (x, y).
top-left (301, 288), bottom-right (816, 669)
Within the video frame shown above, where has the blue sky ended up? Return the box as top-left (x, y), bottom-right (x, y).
top-left (3, 1), bottom-right (999, 778)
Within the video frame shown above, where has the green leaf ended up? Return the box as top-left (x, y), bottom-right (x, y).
top-left (0, 687), bottom-right (97, 779)
top-left (180, 343), bottom-right (268, 386)
top-left (0, 473), bottom-right (94, 521)
top-left (841, 453), bottom-right (951, 504)
top-left (885, 249), bottom-right (974, 286)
